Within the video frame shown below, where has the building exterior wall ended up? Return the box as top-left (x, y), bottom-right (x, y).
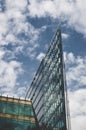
top-left (26, 28), bottom-right (68, 130)
top-left (0, 96), bottom-right (38, 130)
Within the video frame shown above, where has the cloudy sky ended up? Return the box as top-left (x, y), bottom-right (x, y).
top-left (0, 0), bottom-right (86, 130)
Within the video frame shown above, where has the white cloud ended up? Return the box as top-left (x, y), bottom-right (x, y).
top-left (0, 49), bottom-right (5, 59)
top-left (2, 87), bottom-right (27, 99)
top-left (69, 89), bottom-right (86, 130)
top-left (2, 81), bottom-right (29, 99)
top-left (64, 52), bottom-right (86, 130)
top-left (37, 52), bottom-right (45, 61)
top-left (0, 0), bottom-right (45, 98)
top-left (0, 0), bottom-right (40, 59)
top-left (6, 0), bottom-right (27, 11)
top-left (0, 49), bottom-right (23, 95)
top-left (28, 0), bottom-right (86, 36)
top-left (15, 86), bottom-right (27, 98)
top-left (40, 25), bottom-right (47, 32)
top-left (64, 52), bottom-right (86, 88)
top-left (64, 52), bottom-right (75, 64)
top-left (69, 89), bottom-right (86, 117)
top-left (0, 60), bottom-right (23, 88)
top-left (71, 115), bottom-right (86, 130)
top-left (62, 33), bottom-right (70, 39)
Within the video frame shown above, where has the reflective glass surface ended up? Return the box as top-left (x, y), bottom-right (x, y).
top-left (0, 96), bottom-right (37, 130)
top-left (26, 28), bottom-right (68, 130)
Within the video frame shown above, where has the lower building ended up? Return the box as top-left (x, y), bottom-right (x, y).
top-left (0, 96), bottom-right (38, 130)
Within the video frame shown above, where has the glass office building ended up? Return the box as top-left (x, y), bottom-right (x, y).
top-left (26, 28), bottom-right (69, 130)
top-left (0, 96), bottom-right (38, 130)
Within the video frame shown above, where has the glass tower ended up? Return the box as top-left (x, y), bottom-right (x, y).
top-left (26, 28), bottom-right (69, 130)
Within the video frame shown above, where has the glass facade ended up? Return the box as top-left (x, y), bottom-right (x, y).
top-left (0, 96), bottom-right (38, 130)
top-left (26, 28), bottom-right (68, 130)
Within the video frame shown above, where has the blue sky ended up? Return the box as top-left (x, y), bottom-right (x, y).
top-left (0, 0), bottom-right (86, 130)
